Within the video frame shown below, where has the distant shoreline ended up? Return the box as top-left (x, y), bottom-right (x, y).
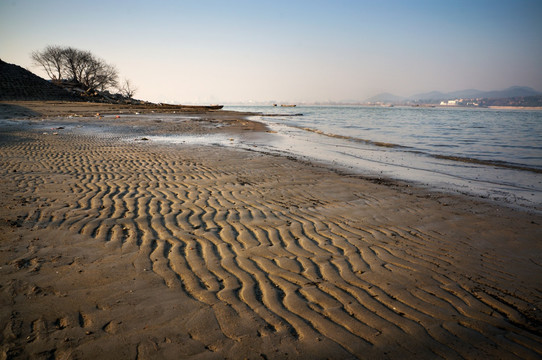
top-left (0, 100), bottom-right (257, 119)
top-left (227, 103), bottom-right (542, 110)
top-left (487, 105), bottom-right (542, 110)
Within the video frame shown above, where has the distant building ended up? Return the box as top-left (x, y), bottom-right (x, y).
top-left (440, 100), bottom-right (457, 106)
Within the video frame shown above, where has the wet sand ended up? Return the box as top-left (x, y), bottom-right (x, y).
top-left (1, 102), bottom-right (541, 359)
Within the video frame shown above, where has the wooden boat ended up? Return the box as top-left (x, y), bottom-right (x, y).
top-left (173, 104), bottom-right (223, 111)
top-left (280, 104), bottom-right (296, 107)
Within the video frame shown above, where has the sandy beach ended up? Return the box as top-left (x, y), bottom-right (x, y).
top-left (1, 101), bottom-right (541, 359)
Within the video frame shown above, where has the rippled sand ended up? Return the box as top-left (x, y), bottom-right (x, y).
top-left (1, 103), bottom-right (541, 359)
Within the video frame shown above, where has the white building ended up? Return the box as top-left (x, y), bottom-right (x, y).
top-left (440, 100), bottom-right (457, 106)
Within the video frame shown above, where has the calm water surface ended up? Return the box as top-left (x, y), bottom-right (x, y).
top-left (226, 105), bottom-right (542, 211)
top-left (229, 106), bottom-right (542, 169)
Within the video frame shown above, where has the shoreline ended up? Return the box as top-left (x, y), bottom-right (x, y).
top-left (1, 101), bottom-right (541, 359)
top-left (0, 100), bottom-right (258, 118)
top-left (226, 105), bottom-right (542, 214)
top-left (487, 106), bottom-right (542, 110)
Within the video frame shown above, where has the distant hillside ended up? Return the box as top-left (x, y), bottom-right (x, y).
top-left (479, 95), bottom-right (542, 107)
top-left (408, 91), bottom-right (447, 102)
top-left (365, 86), bottom-right (542, 104)
top-left (480, 86), bottom-right (542, 99)
top-left (446, 89), bottom-right (484, 99)
top-left (364, 92), bottom-right (406, 104)
top-left (408, 86), bottom-right (542, 103)
top-left (0, 59), bottom-right (82, 101)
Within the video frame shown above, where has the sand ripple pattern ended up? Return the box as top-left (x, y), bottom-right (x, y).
top-left (2, 131), bottom-right (541, 359)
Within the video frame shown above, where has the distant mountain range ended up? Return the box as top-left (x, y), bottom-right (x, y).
top-left (365, 86), bottom-right (542, 104)
top-left (364, 92), bottom-right (407, 103)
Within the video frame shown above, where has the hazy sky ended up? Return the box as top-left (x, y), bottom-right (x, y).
top-left (1, 0), bottom-right (541, 104)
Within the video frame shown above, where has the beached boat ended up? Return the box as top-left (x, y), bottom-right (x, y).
top-left (281, 104), bottom-right (296, 107)
top-left (176, 104), bottom-right (224, 111)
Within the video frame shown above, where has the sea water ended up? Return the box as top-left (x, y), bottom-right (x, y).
top-left (226, 105), bottom-right (542, 211)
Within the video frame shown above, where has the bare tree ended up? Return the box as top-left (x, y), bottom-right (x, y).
top-left (31, 45), bottom-right (119, 92)
top-left (81, 57), bottom-right (118, 91)
top-left (61, 47), bottom-right (92, 84)
top-left (118, 79), bottom-right (137, 98)
top-left (31, 45), bottom-right (64, 80)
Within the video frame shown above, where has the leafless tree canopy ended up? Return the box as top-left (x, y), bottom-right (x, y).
top-left (31, 45), bottom-right (119, 91)
top-left (119, 79), bottom-right (137, 98)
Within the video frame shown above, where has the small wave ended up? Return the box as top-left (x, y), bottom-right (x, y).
top-left (296, 125), bottom-right (542, 174)
top-left (261, 113), bottom-right (304, 117)
top-left (433, 154), bottom-right (542, 174)
top-left (432, 144), bottom-right (458, 148)
top-left (296, 126), bottom-right (409, 149)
